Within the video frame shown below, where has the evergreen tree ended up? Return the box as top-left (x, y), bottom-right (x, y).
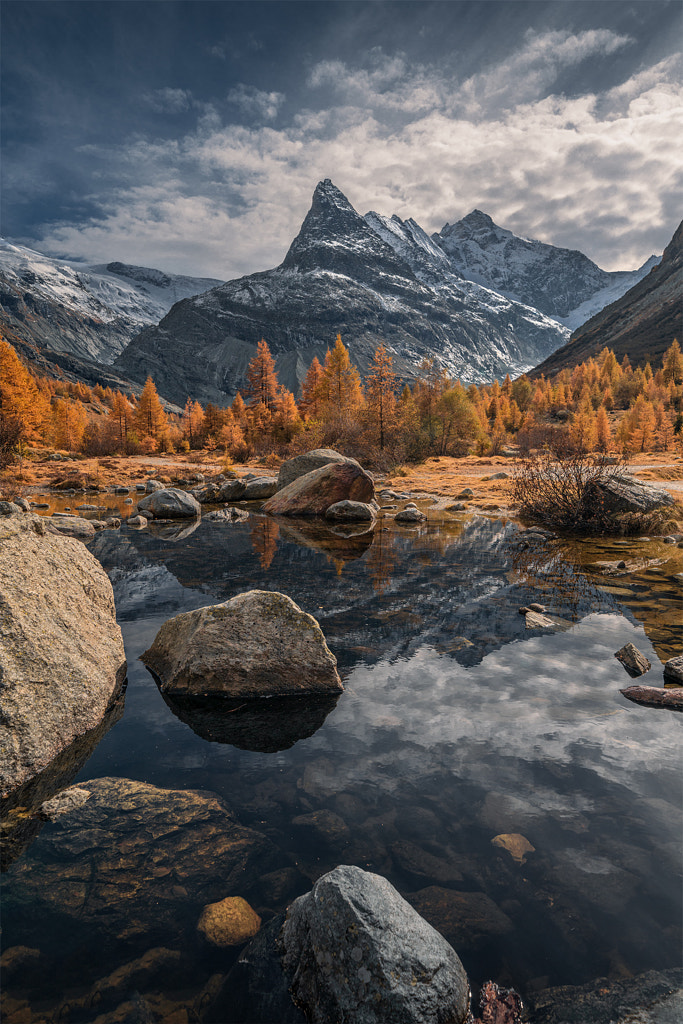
top-left (134, 377), bottom-right (167, 439)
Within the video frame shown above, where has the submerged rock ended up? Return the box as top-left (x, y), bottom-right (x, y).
top-left (491, 833), bottom-right (535, 865)
top-left (2, 777), bottom-right (277, 947)
top-left (198, 896), bottom-right (262, 947)
top-left (0, 513), bottom-right (126, 801)
top-left (528, 968), bottom-right (682, 1024)
top-left (39, 786), bottom-right (91, 821)
top-left (224, 865), bottom-right (470, 1024)
top-left (263, 462), bottom-right (374, 517)
top-left (141, 590), bottom-right (342, 698)
top-left (406, 887), bottom-right (513, 951)
top-left (614, 642), bottom-right (651, 678)
top-left (136, 487), bottom-right (200, 519)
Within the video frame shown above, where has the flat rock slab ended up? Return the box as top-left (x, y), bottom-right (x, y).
top-left (264, 462), bottom-right (374, 517)
top-left (142, 590), bottom-right (342, 698)
top-left (0, 514), bottom-right (126, 800)
top-left (3, 777), bottom-right (277, 947)
top-left (137, 487), bottom-right (200, 519)
top-left (620, 685), bottom-right (683, 710)
top-left (614, 642), bottom-right (652, 678)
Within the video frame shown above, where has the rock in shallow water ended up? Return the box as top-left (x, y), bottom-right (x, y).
top-left (263, 462), bottom-right (374, 517)
top-left (141, 590), bottom-right (342, 698)
top-left (197, 896), bottom-right (261, 947)
top-left (0, 514), bottom-right (126, 800)
top-left (223, 864), bottom-right (470, 1024)
top-left (614, 642), bottom-right (652, 678)
top-left (663, 655), bottom-right (683, 686)
top-left (137, 487), bottom-right (200, 519)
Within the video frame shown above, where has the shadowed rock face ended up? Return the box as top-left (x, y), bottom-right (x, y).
top-left (0, 513), bottom-right (127, 801)
top-left (141, 590), bottom-right (343, 697)
top-left (263, 462), bottom-right (375, 517)
top-left (161, 692), bottom-right (340, 752)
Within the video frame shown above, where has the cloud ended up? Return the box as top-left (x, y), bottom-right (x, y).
top-left (34, 31), bottom-right (682, 276)
top-left (143, 87), bottom-right (194, 114)
top-left (226, 84), bottom-right (285, 122)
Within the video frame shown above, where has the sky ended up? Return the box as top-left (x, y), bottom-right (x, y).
top-left (2, 1), bottom-right (681, 279)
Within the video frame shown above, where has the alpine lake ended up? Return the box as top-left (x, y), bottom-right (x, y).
top-left (2, 489), bottom-right (682, 1023)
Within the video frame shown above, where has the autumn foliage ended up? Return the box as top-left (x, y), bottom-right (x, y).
top-left (1, 331), bottom-right (681, 469)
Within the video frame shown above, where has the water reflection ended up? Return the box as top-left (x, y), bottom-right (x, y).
top-left (161, 693), bottom-right (341, 752)
top-left (3, 504), bottom-right (681, 1022)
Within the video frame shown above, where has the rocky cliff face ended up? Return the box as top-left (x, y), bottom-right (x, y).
top-left (435, 210), bottom-right (658, 328)
top-left (531, 219), bottom-right (682, 377)
top-left (0, 240), bottom-right (222, 363)
top-left (114, 180), bottom-right (569, 405)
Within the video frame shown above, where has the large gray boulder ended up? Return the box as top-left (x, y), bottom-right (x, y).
top-left (47, 515), bottom-right (96, 540)
top-left (243, 477), bottom-right (278, 500)
top-left (583, 473), bottom-right (676, 515)
top-left (141, 590), bottom-right (343, 698)
top-left (277, 449), bottom-right (361, 491)
top-left (137, 487), bottom-right (201, 519)
top-left (0, 514), bottom-right (127, 799)
top-left (263, 462), bottom-right (375, 517)
top-left (224, 865), bottom-right (470, 1024)
top-left (218, 479), bottom-right (248, 501)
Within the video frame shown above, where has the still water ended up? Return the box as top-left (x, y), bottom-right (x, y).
top-left (2, 508), bottom-right (682, 1022)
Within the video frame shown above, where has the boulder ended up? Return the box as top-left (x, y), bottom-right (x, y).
top-left (218, 479), bottom-right (247, 501)
top-left (277, 449), bottom-right (360, 491)
top-left (197, 896), bottom-right (262, 947)
top-left (0, 514), bottom-right (126, 799)
top-left (145, 479), bottom-right (164, 493)
top-left (243, 477), bottom-right (278, 500)
top-left (137, 488), bottom-right (201, 519)
top-left (2, 777), bottom-right (278, 947)
top-left (325, 500), bottom-right (376, 522)
top-left (141, 590), bottom-right (342, 698)
top-left (194, 482), bottom-right (222, 503)
top-left (583, 473), bottom-right (675, 515)
top-left (127, 515), bottom-right (147, 528)
top-left (263, 462), bottom-right (374, 517)
top-left (203, 507), bottom-right (250, 522)
top-left (257, 865), bottom-right (469, 1024)
top-left (614, 642), bottom-right (651, 678)
top-left (620, 685), bottom-right (683, 710)
top-left (11, 497), bottom-right (31, 512)
top-left (1, 500), bottom-right (23, 515)
top-left (395, 507), bottom-right (427, 524)
top-left (663, 656), bottom-right (683, 686)
top-left (406, 887), bottom-right (513, 951)
top-left (39, 786), bottom-right (91, 821)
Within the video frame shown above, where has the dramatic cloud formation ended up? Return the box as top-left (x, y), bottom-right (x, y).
top-left (4, 4), bottom-right (681, 277)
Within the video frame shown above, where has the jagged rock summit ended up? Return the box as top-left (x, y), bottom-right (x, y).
top-left (435, 210), bottom-right (658, 327)
top-left (114, 179), bottom-right (570, 404)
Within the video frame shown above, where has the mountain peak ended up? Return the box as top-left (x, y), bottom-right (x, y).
top-left (281, 181), bottom-right (415, 284)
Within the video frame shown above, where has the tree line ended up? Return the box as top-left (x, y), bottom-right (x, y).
top-left (1, 332), bottom-right (682, 469)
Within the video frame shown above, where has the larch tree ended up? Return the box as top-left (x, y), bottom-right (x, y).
top-left (245, 339), bottom-right (278, 410)
top-left (299, 356), bottom-right (325, 419)
top-left (182, 398), bottom-right (205, 449)
top-left (663, 339), bottom-right (683, 385)
top-left (365, 343), bottom-right (398, 449)
top-left (0, 339), bottom-right (50, 456)
top-left (134, 377), bottom-right (167, 440)
top-left (319, 335), bottom-right (363, 418)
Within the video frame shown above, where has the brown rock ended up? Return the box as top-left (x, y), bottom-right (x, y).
top-left (614, 642), bottom-right (651, 678)
top-left (663, 655), bottom-right (683, 686)
top-left (0, 513), bottom-right (126, 799)
top-left (141, 590), bottom-right (342, 697)
top-left (263, 462), bottom-right (374, 517)
top-left (406, 887), bottom-right (513, 950)
top-left (197, 896), bottom-right (261, 947)
top-left (620, 685), bottom-right (683, 710)
top-left (276, 448), bottom-right (360, 491)
top-left (491, 833), bottom-right (535, 865)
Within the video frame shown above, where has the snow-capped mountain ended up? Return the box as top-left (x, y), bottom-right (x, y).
top-left (435, 210), bottom-right (658, 329)
top-left (114, 180), bottom-right (570, 405)
top-left (533, 218), bottom-right (682, 377)
top-left (0, 239), bottom-right (223, 363)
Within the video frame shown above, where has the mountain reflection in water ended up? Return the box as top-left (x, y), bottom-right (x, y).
top-left (1, 511), bottom-right (681, 1022)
